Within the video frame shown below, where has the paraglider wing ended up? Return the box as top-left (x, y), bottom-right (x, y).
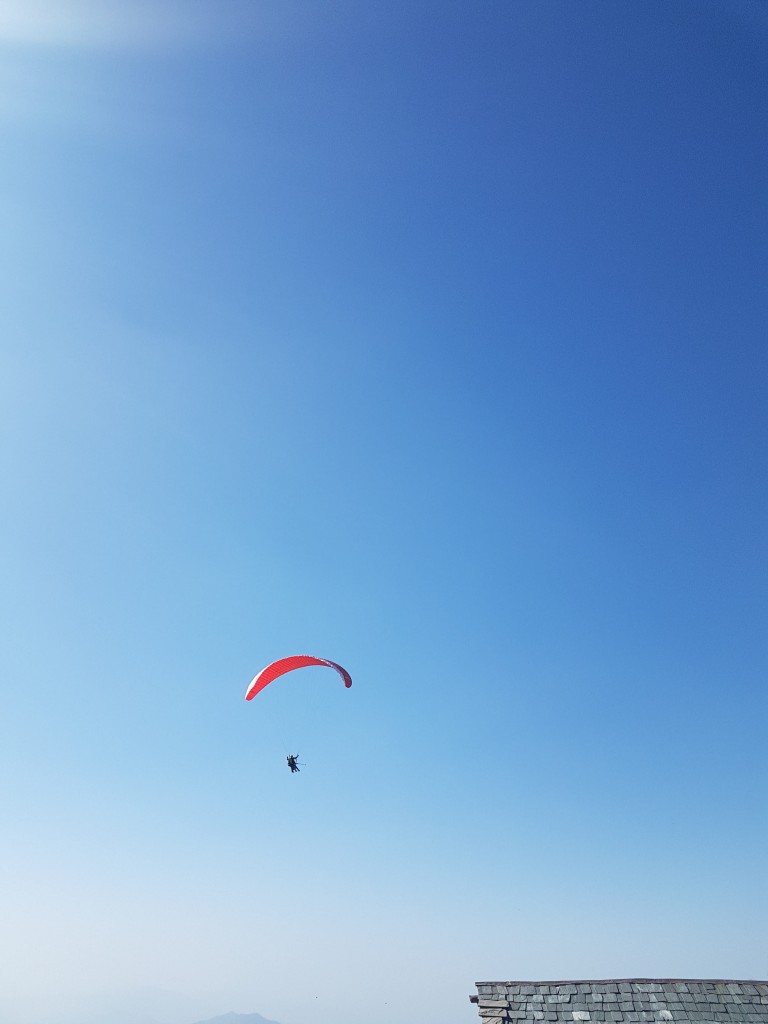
top-left (245, 655), bottom-right (352, 701)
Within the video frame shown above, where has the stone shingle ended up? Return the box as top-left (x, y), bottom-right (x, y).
top-left (472, 981), bottom-right (768, 1024)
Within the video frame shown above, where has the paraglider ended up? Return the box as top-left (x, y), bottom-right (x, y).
top-left (245, 655), bottom-right (352, 773)
top-left (245, 655), bottom-right (352, 701)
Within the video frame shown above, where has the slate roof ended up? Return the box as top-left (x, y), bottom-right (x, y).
top-left (471, 980), bottom-right (768, 1024)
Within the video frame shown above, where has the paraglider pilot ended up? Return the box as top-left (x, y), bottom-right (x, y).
top-left (287, 754), bottom-right (300, 773)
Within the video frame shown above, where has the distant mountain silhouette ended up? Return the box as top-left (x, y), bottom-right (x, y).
top-left (7, 992), bottom-right (277, 1024)
top-left (191, 1014), bottom-right (280, 1024)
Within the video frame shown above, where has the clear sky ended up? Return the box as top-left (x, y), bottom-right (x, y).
top-left (1, 3), bottom-right (766, 1024)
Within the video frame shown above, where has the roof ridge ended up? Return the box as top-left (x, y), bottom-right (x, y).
top-left (475, 978), bottom-right (768, 985)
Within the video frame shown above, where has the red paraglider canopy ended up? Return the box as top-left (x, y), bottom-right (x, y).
top-left (245, 655), bottom-right (352, 701)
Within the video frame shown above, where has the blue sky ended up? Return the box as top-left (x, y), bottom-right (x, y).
top-left (1, 3), bottom-right (766, 1024)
